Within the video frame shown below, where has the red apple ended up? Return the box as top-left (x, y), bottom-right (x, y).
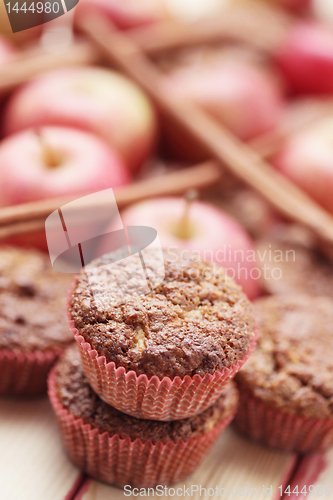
top-left (166, 59), bottom-right (284, 141)
top-left (276, 21), bottom-right (333, 95)
top-left (75, 0), bottom-right (166, 30)
top-left (275, 118), bottom-right (333, 214)
top-left (4, 67), bottom-right (157, 173)
top-left (0, 126), bottom-right (130, 206)
top-left (114, 197), bottom-right (260, 299)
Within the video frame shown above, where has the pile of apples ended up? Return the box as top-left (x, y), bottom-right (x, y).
top-left (274, 16), bottom-right (333, 214)
top-left (1, 0), bottom-right (333, 300)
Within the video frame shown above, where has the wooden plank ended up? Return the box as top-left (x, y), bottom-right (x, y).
top-left (75, 427), bottom-right (296, 500)
top-left (0, 396), bottom-right (82, 500)
top-left (288, 448), bottom-right (333, 500)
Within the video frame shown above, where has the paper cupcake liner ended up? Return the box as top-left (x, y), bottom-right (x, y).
top-left (67, 289), bottom-right (256, 420)
top-left (48, 367), bottom-right (235, 488)
top-left (234, 389), bottom-right (333, 453)
top-left (0, 348), bottom-right (63, 396)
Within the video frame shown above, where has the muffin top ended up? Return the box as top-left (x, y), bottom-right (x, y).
top-left (69, 248), bottom-right (255, 379)
top-left (55, 345), bottom-right (239, 443)
top-left (0, 247), bottom-right (73, 351)
top-left (256, 234), bottom-right (333, 298)
top-left (236, 295), bottom-right (333, 419)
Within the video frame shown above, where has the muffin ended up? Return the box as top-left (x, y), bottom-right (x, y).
top-left (68, 248), bottom-right (255, 420)
top-left (235, 295), bottom-right (333, 452)
top-left (48, 345), bottom-right (239, 488)
top-left (0, 247), bottom-right (73, 395)
top-left (256, 229), bottom-right (333, 298)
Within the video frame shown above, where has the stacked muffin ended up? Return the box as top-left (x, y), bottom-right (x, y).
top-left (48, 248), bottom-right (256, 488)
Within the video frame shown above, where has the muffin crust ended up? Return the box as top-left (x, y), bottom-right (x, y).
top-left (256, 236), bottom-right (333, 298)
top-left (55, 345), bottom-right (239, 443)
top-left (0, 247), bottom-right (73, 351)
top-left (236, 295), bottom-right (333, 419)
top-left (69, 249), bottom-right (255, 379)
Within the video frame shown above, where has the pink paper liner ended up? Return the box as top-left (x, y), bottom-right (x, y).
top-left (0, 347), bottom-right (63, 396)
top-left (48, 366), bottom-right (235, 488)
top-left (234, 389), bottom-right (333, 453)
top-left (67, 287), bottom-right (256, 420)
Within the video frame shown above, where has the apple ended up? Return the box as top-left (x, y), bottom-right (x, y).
top-left (276, 21), bottom-right (333, 95)
top-left (165, 59), bottom-right (284, 141)
top-left (4, 67), bottom-right (157, 173)
top-left (75, 0), bottom-right (167, 30)
top-left (113, 197), bottom-right (260, 299)
top-left (0, 126), bottom-right (130, 207)
top-left (274, 117), bottom-right (333, 214)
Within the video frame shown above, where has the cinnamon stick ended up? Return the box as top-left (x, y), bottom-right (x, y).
top-left (0, 219), bottom-right (46, 240)
top-left (0, 161), bottom-right (220, 239)
top-left (130, 1), bottom-right (291, 55)
top-left (79, 13), bottom-right (333, 245)
top-left (0, 41), bottom-right (99, 95)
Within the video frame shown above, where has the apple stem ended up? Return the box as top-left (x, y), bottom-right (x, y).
top-left (35, 130), bottom-right (62, 169)
top-left (175, 189), bottom-right (198, 240)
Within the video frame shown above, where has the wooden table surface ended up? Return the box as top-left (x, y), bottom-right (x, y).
top-left (2, 395), bottom-right (331, 500)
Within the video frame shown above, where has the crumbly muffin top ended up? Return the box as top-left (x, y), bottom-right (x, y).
top-left (0, 247), bottom-right (73, 351)
top-left (55, 345), bottom-right (239, 443)
top-left (69, 248), bottom-right (255, 379)
top-left (236, 295), bottom-right (333, 419)
top-left (256, 237), bottom-right (333, 299)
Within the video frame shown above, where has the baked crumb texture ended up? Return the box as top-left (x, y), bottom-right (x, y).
top-left (0, 247), bottom-right (73, 351)
top-left (55, 345), bottom-right (239, 444)
top-left (236, 295), bottom-right (333, 419)
top-left (69, 248), bottom-right (255, 379)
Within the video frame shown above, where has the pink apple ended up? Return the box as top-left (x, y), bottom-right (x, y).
top-left (274, 117), bottom-right (333, 214)
top-left (276, 21), bottom-right (333, 95)
top-left (75, 0), bottom-right (166, 30)
top-left (114, 197), bottom-right (260, 299)
top-left (166, 59), bottom-right (284, 141)
top-left (4, 67), bottom-right (157, 173)
top-left (0, 126), bottom-right (130, 206)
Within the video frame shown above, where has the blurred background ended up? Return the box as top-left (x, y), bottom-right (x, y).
top-left (1, 0), bottom-right (333, 294)
top-left (3, 2), bottom-right (333, 498)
